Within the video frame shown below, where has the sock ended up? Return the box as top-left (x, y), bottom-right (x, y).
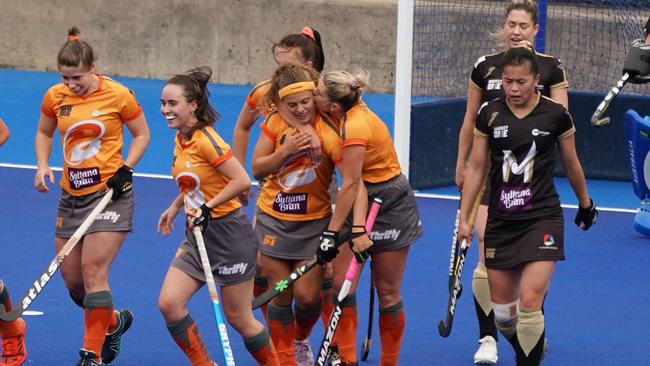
top-left (515, 311), bottom-right (546, 365)
top-left (243, 329), bottom-right (281, 366)
top-left (0, 282), bottom-right (13, 312)
top-left (167, 313), bottom-right (213, 366)
top-left (0, 283), bottom-right (23, 339)
top-left (320, 277), bottom-right (334, 327)
top-left (267, 303), bottom-right (296, 365)
top-left (472, 263), bottom-right (498, 340)
top-left (254, 276), bottom-right (269, 321)
top-left (294, 299), bottom-right (321, 341)
top-left (83, 291), bottom-right (113, 360)
top-left (331, 293), bottom-right (358, 363)
top-left (378, 300), bottom-right (405, 366)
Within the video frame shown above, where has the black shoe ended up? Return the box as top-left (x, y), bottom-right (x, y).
top-left (101, 309), bottom-right (133, 364)
top-left (77, 350), bottom-right (103, 366)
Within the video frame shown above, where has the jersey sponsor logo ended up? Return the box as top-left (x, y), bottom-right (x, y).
top-left (493, 126), bottom-right (509, 139)
top-left (498, 185), bottom-right (532, 210)
top-left (502, 142), bottom-right (537, 183)
top-left (536, 84), bottom-right (545, 91)
top-left (68, 167), bottom-right (101, 189)
top-left (59, 105), bottom-right (73, 117)
top-left (95, 210), bottom-right (121, 223)
top-left (91, 110), bottom-right (104, 117)
top-left (273, 192), bottom-right (308, 214)
top-left (217, 263), bottom-right (248, 275)
top-left (487, 79), bottom-right (502, 91)
top-left (369, 228), bottom-right (401, 241)
top-left (531, 129), bottom-right (550, 136)
top-left (539, 233), bottom-right (558, 250)
top-left (176, 172), bottom-right (207, 210)
top-left (63, 120), bottom-right (106, 166)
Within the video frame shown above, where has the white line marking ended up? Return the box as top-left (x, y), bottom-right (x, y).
top-left (23, 310), bottom-right (44, 316)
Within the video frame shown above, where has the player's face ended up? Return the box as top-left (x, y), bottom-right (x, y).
top-left (503, 9), bottom-right (539, 49)
top-left (273, 46), bottom-right (307, 66)
top-left (58, 64), bottom-right (96, 96)
top-left (279, 90), bottom-right (316, 125)
top-left (160, 84), bottom-right (198, 130)
top-left (312, 78), bottom-right (333, 113)
top-left (502, 62), bottom-right (540, 107)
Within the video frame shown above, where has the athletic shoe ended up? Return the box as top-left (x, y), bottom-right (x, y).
top-left (101, 309), bottom-right (133, 364)
top-left (294, 338), bottom-right (315, 366)
top-left (77, 350), bottom-right (103, 366)
top-left (0, 318), bottom-right (26, 366)
top-left (474, 335), bottom-right (498, 364)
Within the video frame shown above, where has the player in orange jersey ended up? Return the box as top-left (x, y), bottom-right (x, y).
top-left (0, 118), bottom-right (8, 147)
top-left (157, 67), bottom-right (279, 366)
top-left (313, 70), bottom-right (423, 366)
top-left (34, 27), bottom-right (150, 366)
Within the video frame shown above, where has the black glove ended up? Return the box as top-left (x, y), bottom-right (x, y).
top-left (106, 164), bottom-right (134, 201)
top-left (192, 203), bottom-right (211, 231)
top-left (317, 231), bottom-right (339, 265)
top-left (574, 198), bottom-right (597, 231)
top-left (351, 231), bottom-right (370, 263)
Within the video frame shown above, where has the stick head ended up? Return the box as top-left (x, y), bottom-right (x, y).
top-left (438, 320), bottom-right (451, 337)
top-left (591, 115), bottom-right (611, 127)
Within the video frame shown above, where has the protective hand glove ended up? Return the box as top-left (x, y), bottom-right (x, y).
top-left (317, 230), bottom-right (339, 265)
top-left (574, 198), bottom-right (597, 231)
top-left (106, 164), bottom-right (134, 201)
top-left (192, 203), bottom-right (211, 231)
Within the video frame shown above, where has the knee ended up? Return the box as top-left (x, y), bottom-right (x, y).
top-left (294, 289), bottom-right (321, 308)
top-left (376, 285), bottom-right (400, 308)
top-left (81, 261), bottom-right (104, 281)
top-left (223, 307), bottom-right (256, 335)
top-left (158, 294), bottom-right (185, 321)
top-left (519, 290), bottom-right (544, 312)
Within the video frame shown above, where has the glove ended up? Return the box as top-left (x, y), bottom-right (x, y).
top-left (192, 203), bottom-right (211, 231)
top-left (574, 198), bottom-right (598, 231)
top-left (317, 231), bottom-right (339, 265)
top-left (351, 229), bottom-right (372, 263)
top-left (106, 164), bottom-right (134, 201)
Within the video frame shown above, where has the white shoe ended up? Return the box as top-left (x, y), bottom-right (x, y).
top-left (474, 335), bottom-right (498, 364)
top-left (294, 338), bottom-right (315, 366)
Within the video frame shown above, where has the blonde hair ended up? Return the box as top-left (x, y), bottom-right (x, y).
top-left (259, 64), bottom-right (319, 112)
top-left (321, 69), bottom-right (370, 111)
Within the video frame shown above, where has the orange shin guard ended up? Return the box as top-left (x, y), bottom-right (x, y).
top-left (378, 300), bottom-right (405, 366)
top-left (82, 291), bottom-right (114, 359)
top-left (244, 329), bottom-right (281, 366)
top-left (167, 313), bottom-right (213, 366)
top-left (267, 303), bottom-right (296, 365)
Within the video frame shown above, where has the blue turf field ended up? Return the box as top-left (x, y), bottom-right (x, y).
top-left (0, 69), bottom-right (649, 365)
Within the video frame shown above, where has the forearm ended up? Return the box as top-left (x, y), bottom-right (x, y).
top-left (204, 177), bottom-right (252, 209)
top-left (456, 119), bottom-right (474, 170)
top-left (232, 127), bottom-right (251, 164)
top-left (350, 180), bottom-right (368, 227)
top-left (251, 149), bottom-right (289, 180)
top-left (35, 132), bottom-right (53, 168)
top-left (328, 177), bottom-right (360, 231)
top-left (460, 164), bottom-right (486, 223)
top-left (563, 159), bottom-right (590, 207)
top-left (123, 135), bottom-right (149, 168)
top-left (170, 193), bottom-right (184, 210)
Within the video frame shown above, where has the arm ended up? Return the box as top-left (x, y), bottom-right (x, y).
top-left (251, 129), bottom-right (310, 180)
top-left (558, 134), bottom-right (590, 207)
top-left (457, 136), bottom-right (489, 246)
top-left (455, 85), bottom-right (483, 191)
top-left (0, 118), bottom-right (9, 147)
top-left (158, 192), bottom-right (184, 236)
top-left (123, 114), bottom-right (150, 169)
top-left (34, 113), bottom-right (57, 193)
top-left (277, 106), bottom-right (322, 164)
top-left (550, 87), bottom-right (569, 110)
top-left (232, 102), bottom-right (260, 164)
top-left (327, 145), bottom-right (365, 231)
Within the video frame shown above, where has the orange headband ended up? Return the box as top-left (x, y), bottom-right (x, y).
top-left (68, 35), bottom-right (78, 41)
top-left (278, 81), bottom-right (315, 99)
top-left (301, 27), bottom-right (315, 41)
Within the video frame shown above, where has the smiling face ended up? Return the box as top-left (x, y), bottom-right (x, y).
top-left (502, 61), bottom-right (540, 108)
top-left (160, 83), bottom-right (198, 132)
top-left (58, 64), bottom-right (96, 96)
top-left (503, 9), bottom-right (538, 50)
top-left (279, 90), bottom-right (316, 125)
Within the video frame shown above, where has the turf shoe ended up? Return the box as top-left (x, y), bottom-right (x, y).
top-left (474, 335), bottom-right (498, 365)
top-left (294, 338), bottom-right (315, 366)
top-left (77, 350), bottom-right (103, 366)
top-left (0, 318), bottom-right (26, 366)
top-left (101, 309), bottom-right (133, 364)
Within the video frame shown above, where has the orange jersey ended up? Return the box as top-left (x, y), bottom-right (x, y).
top-left (41, 74), bottom-right (143, 196)
top-left (340, 101), bottom-right (401, 183)
top-left (258, 112), bottom-right (341, 221)
top-left (245, 80), bottom-right (271, 112)
top-left (172, 127), bottom-right (241, 218)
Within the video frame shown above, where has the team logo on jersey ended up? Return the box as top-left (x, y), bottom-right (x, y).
top-left (63, 120), bottom-right (106, 166)
top-left (487, 79), bottom-right (502, 91)
top-left (502, 142), bottom-right (537, 183)
top-left (276, 155), bottom-right (318, 191)
top-left (488, 112), bottom-right (499, 127)
top-left (59, 105), bottom-right (73, 117)
top-left (484, 66), bottom-right (496, 79)
top-left (543, 234), bottom-right (555, 246)
top-left (531, 129), bottom-right (550, 137)
top-left (176, 172), bottom-right (206, 210)
top-left (493, 126), bottom-right (509, 139)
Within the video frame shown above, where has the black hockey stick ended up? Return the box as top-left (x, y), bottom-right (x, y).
top-left (360, 259), bottom-right (375, 361)
top-left (591, 72), bottom-right (630, 127)
top-left (0, 189), bottom-right (113, 321)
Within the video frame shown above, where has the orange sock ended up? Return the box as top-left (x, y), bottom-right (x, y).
top-left (167, 313), bottom-right (213, 366)
top-left (82, 291), bottom-right (113, 360)
top-left (378, 300), bottom-right (405, 366)
top-left (244, 329), bottom-right (281, 366)
top-left (332, 294), bottom-right (358, 364)
top-left (320, 277), bottom-right (334, 328)
top-left (254, 277), bottom-right (269, 322)
top-left (0, 282), bottom-right (24, 339)
top-left (294, 300), bottom-right (321, 341)
top-left (267, 303), bottom-right (296, 365)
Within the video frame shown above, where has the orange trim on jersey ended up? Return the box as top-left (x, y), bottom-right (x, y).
top-left (342, 138), bottom-right (369, 147)
top-left (246, 96), bottom-right (257, 109)
top-left (212, 150), bottom-right (233, 167)
top-left (41, 106), bottom-right (56, 118)
top-left (261, 122), bottom-right (276, 140)
top-left (123, 108), bottom-right (143, 122)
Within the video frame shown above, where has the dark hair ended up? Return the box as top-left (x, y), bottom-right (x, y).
top-left (506, 0), bottom-right (538, 25)
top-left (57, 26), bottom-right (96, 68)
top-left (272, 27), bottom-right (325, 72)
top-left (501, 46), bottom-right (540, 75)
top-left (166, 66), bottom-right (221, 130)
top-left (260, 64), bottom-right (319, 111)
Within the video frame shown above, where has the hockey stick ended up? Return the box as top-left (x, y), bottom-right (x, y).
top-left (438, 187), bottom-right (484, 338)
top-left (360, 259), bottom-right (375, 361)
top-left (591, 72), bottom-right (630, 127)
top-left (193, 227), bottom-right (236, 366)
top-left (316, 197), bottom-right (382, 366)
top-left (446, 200), bottom-right (462, 294)
top-left (0, 189), bottom-right (113, 322)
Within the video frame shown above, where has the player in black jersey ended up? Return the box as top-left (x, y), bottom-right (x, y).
top-left (454, 1), bottom-right (570, 363)
top-left (458, 46), bottom-right (596, 366)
